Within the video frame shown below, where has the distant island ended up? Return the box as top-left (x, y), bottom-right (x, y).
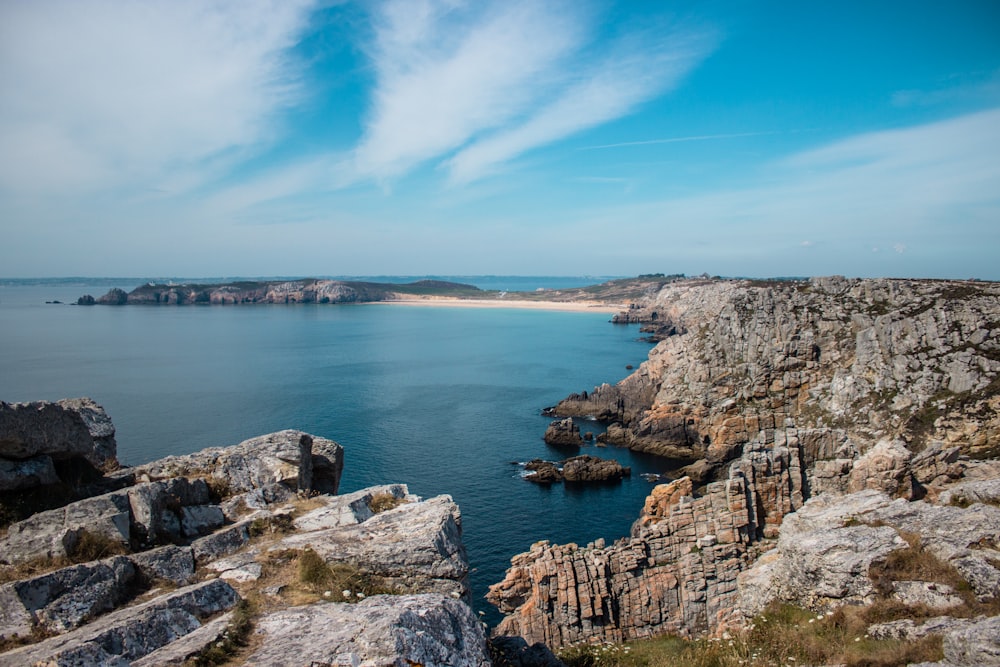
top-left (76, 275), bottom-right (688, 308)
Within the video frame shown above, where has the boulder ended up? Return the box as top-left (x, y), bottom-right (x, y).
top-left (543, 418), bottom-right (583, 449)
top-left (0, 398), bottom-right (117, 470)
top-left (279, 494), bottom-right (469, 598)
top-left (132, 429), bottom-right (343, 496)
top-left (245, 594), bottom-right (490, 667)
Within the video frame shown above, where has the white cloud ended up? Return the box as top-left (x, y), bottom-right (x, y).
top-left (0, 0), bottom-right (319, 195)
top-left (351, 0), bottom-right (587, 181)
top-left (351, 0), bottom-right (716, 185)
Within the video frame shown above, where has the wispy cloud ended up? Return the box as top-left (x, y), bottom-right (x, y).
top-left (579, 130), bottom-right (785, 150)
top-left (0, 0), bottom-right (319, 195)
top-left (350, 0), bottom-right (716, 185)
top-left (561, 107), bottom-right (1000, 275)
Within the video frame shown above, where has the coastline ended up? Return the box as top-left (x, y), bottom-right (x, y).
top-left (377, 296), bottom-right (625, 313)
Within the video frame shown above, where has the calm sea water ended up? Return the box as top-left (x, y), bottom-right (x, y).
top-left (0, 278), bottom-right (664, 623)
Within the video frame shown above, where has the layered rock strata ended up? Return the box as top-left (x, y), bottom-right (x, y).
top-left (490, 277), bottom-right (1000, 652)
top-left (490, 431), bottom-right (1000, 650)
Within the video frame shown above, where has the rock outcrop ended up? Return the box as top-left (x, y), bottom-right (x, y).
top-left (246, 594), bottom-right (490, 666)
top-left (552, 278), bottom-right (1000, 470)
top-left (0, 399), bottom-right (118, 490)
top-left (490, 276), bottom-right (1000, 654)
top-left (0, 414), bottom-right (485, 666)
top-left (543, 418), bottom-right (584, 449)
top-left (524, 456), bottom-right (630, 484)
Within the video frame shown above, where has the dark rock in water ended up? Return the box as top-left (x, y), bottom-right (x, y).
top-left (626, 364), bottom-right (633, 370)
top-left (76, 294), bottom-right (96, 305)
top-left (543, 418), bottom-right (583, 449)
top-left (523, 456), bottom-right (629, 484)
top-left (562, 455), bottom-right (630, 483)
top-left (45, 300), bottom-right (63, 304)
top-left (524, 460), bottom-right (562, 484)
top-left (97, 287), bottom-right (129, 305)
top-left (583, 431), bottom-right (594, 441)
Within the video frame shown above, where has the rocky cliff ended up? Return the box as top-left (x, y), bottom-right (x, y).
top-left (491, 277), bottom-right (1000, 657)
top-left (0, 402), bottom-right (490, 666)
top-left (557, 277), bottom-right (1000, 475)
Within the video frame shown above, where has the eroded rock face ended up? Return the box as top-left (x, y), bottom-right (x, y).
top-left (553, 278), bottom-right (1000, 466)
top-left (246, 594), bottom-right (490, 667)
top-left (488, 428), bottom-right (813, 647)
top-left (0, 398), bottom-right (118, 480)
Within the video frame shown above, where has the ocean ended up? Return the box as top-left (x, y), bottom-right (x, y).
top-left (0, 277), bottom-right (666, 624)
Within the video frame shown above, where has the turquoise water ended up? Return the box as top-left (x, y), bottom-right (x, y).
top-left (0, 279), bottom-right (663, 623)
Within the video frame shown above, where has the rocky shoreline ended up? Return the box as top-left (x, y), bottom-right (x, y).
top-left (3, 275), bottom-right (1000, 665)
top-left (487, 276), bottom-right (1000, 664)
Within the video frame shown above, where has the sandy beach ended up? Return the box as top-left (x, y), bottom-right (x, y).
top-left (376, 296), bottom-right (625, 313)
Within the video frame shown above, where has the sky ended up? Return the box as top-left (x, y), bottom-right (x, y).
top-left (1, 0), bottom-right (999, 280)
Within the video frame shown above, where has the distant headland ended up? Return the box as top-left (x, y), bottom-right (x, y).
top-left (75, 275), bottom-right (690, 312)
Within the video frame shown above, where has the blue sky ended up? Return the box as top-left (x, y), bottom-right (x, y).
top-left (1, 0), bottom-right (998, 279)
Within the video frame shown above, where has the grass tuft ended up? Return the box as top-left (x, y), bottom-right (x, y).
top-left (368, 492), bottom-right (405, 514)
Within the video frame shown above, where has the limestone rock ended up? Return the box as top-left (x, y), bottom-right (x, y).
top-left (0, 579), bottom-right (238, 666)
top-left (128, 545), bottom-right (196, 586)
top-left (868, 615), bottom-right (974, 640)
top-left (132, 429), bottom-right (343, 496)
top-left (490, 430), bottom-right (808, 648)
top-left (0, 490), bottom-right (132, 564)
top-left (291, 484), bottom-right (410, 532)
top-left (633, 477), bottom-right (693, 534)
top-left (0, 398), bottom-right (117, 470)
top-left (543, 418), bottom-right (584, 449)
top-left (891, 581), bottom-right (964, 610)
top-left (942, 614), bottom-right (1000, 666)
top-left (246, 594), bottom-right (490, 666)
top-left (0, 555), bottom-right (137, 636)
top-left (279, 494), bottom-right (469, 598)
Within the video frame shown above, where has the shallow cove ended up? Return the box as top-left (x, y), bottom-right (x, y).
top-left (0, 279), bottom-right (666, 624)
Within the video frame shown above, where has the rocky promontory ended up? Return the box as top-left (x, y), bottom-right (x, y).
top-left (0, 400), bottom-right (490, 666)
top-left (489, 276), bottom-right (1000, 662)
top-left (554, 277), bottom-right (1000, 475)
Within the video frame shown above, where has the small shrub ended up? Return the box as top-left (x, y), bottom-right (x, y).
top-left (368, 492), bottom-right (404, 514)
top-left (297, 549), bottom-right (394, 602)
